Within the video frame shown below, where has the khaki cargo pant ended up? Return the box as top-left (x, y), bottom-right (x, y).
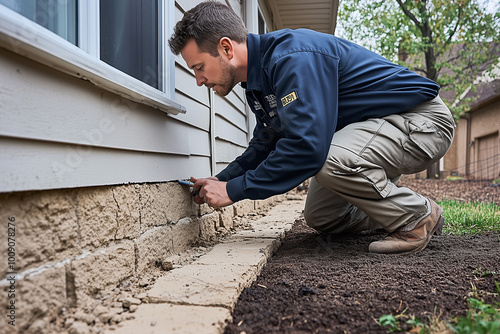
top-left (304, 96), bottom-right (455, 234)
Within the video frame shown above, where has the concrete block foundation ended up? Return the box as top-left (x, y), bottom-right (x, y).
top-left (0, 182), bottom-right (285, 332)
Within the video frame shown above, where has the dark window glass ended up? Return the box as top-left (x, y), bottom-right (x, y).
top-left (100, 0), bottom-right (160, 89)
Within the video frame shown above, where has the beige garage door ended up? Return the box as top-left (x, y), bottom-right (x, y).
top-left (476, 132), bottom-right (499, 179)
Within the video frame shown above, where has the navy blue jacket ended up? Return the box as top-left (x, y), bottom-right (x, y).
top-left (216, 29), bottom-right (440, 202)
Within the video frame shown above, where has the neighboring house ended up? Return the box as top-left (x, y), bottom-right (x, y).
top-left (400, 42), bottom-right (500, 180)
top-left (443, 62), bottom-right (500, 180)
top-left (0, 0), bottom-right (339, 331)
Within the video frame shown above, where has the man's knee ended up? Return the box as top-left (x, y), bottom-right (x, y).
top-left (304, 212), bottom-right (335, 233)
top-left (304, 204), bottom-right (323, 230)
top-left (304, 194), bottom-right (340, 232)
top-left (304, 192), bottom-right (349, 233)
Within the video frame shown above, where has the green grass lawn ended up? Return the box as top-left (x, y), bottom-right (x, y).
top-left (440, 200), bottom-right (500, 235)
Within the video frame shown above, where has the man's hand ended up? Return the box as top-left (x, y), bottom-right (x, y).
top-left (191, 177), bottom-right (234, 208)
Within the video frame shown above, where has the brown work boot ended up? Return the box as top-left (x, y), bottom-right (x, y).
top-left (369, 199), bottom-right (445, 255)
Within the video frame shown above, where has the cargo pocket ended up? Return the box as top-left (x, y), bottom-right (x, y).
top-left (318, 146), bottom-right (393, 199)
top-left (402, 117), bottom-right (447, 173)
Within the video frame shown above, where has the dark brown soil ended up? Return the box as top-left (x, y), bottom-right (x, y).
top-left (225, 179), bottom-right (500, 334)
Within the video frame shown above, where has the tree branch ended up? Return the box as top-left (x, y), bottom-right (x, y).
top-left (412, 67), bottom-right (428, 75)
top-left (446, 54), bottom-right (463, 63)
top-left (445, 8), bottom-right (462, 46)
top-left (395, 0), bottom-right (422, 29)
top-left (435, 10), bottom-right (462, 58)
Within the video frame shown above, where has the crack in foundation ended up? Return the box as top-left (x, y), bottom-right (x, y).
top-left (111, 189), bottom-right (120, 240)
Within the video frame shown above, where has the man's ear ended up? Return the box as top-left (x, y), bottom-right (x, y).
top-left (219, 37), bottom-right (234, 59)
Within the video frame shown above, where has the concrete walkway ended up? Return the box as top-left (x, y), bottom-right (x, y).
top-left (107, 197), bottom-right (305, 334)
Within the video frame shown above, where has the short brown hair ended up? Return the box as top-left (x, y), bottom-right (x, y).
top-left (169, 1), bottom-right (248, 57)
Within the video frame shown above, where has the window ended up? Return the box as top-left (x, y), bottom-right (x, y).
top-left (100, 0), bottom-right (160, 89)
top-left (258, 11), bottom-right (265, 35)
top-left (0, 0), bottom-right (183, 114)
top-left (258, 8), bottom-right (268, 35)
top-left (0, 0), bottom-right (77, 45)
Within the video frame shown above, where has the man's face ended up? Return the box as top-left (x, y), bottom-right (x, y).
top-left (181, 39), bottom-right (237, 97)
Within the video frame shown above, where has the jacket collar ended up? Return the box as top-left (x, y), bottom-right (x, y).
top-left (244, 33), bottom-right (261, 92)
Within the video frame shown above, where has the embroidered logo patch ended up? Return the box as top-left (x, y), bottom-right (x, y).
top-left (265, 94), bottom-right (277, 108)
top-left (281, 91), bottom-right (298, 107)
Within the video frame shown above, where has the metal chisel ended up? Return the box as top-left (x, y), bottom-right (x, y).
top-left (177, 180), bottom-right (200, 197)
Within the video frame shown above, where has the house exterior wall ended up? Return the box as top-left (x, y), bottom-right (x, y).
top-left (454, 117), bottom-right (469, 176)
top-left (0, 47), bottom-right (211, 192)
top-left (0, 1), bottom-right (280, 332)
top-left (441, 134), bottom-right (458, 179)
top-left (468, 98), bottom-right (500, 179)
top-left (444, 97), bottom-right (500, 179)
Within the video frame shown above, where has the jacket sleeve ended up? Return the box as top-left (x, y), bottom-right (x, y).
top-left (215, 117), bottom-right (280, 181)
top-left (225, 51), bottom-right (341, 202)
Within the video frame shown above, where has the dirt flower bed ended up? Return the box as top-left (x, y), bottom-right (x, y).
top-left (225, 178), bottom-right (500, 334)
top-left (397, 178), bottom-right (500, 205)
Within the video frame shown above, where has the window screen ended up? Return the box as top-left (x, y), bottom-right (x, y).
top-left (100, 0), bottom-right (160, 89)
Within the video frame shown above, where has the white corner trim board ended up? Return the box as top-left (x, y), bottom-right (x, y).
top-left (0, 6), bottom-right (186, 115)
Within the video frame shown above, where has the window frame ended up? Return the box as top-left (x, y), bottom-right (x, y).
top-left (0, 0), bottom-right (184, 115)
top-left (258, 7), bottom-right (269, 35)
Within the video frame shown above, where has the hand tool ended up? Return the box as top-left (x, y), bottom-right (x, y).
top-left (177, 180), bottom-right (200, 197)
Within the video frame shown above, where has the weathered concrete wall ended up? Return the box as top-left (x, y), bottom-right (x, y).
top-left (0, 182), bottom-right (283, 333)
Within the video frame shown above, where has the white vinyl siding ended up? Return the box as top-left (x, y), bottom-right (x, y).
top-left (0, 47), bottom-right (211, 192)
top-left (1, 138), bottom-right (210, 191)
